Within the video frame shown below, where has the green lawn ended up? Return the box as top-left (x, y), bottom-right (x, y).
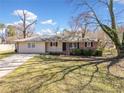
top-left (0, 51), bottom-right (15, 59)
top-left (0, 55), bottom-right (124, 93)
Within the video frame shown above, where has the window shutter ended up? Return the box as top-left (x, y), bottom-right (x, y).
top-left (91, 42), bottom-right (93, 47)
top-left (56, 42), bottom-right (58, 47)
top-left (50, 42), bottom-right (52, 46)
top-left (85, 42), bottom-right (87, 47)
top-left (77, 42), bottom-right (79, 48)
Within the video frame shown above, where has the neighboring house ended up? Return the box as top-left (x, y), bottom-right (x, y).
top-left (15, 34), bottom-right (98, 54)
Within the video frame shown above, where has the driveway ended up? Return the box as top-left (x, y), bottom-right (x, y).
top-left (0, 54), bottom-right (36, 78)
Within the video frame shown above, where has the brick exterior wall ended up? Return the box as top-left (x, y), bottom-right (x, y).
top-left (63, 41), bottom-right (98, 55)
top-left (79, 41), bottom-right (97, 50)
top-left (79, 42), bottom-right (85, 49)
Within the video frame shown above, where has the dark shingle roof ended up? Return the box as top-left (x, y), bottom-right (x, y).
top-left (15, 35), bottom-right (63, 42)
top-left (15, 33), bottom-right (98, 42)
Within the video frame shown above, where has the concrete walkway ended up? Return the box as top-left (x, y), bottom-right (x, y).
top-left (0, 54), bottom-right (36, 78)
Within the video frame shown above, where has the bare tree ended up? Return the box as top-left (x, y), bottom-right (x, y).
top-left (70, 12), bottom-right (93, 38)
top-left (0, 23), bottom-right (6, 43)
top-left (14, 10), bottom-right (37, 38)
top-left (70, 0), bottom-right (124, 56)
top-left (52, 26), bottom-right (61, 35)
top-left (7, 25), bottom-right (16, 37)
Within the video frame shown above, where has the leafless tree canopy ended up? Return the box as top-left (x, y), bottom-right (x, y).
top-left (14, 10), bottom-right (37, 38)
top-left (69, 0), bottom-right (124, 56)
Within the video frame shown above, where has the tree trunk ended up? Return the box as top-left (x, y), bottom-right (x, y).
top-left (109, 0), bottom-right (116, 30)
top-left (23, 10), bottom-right (26, 39)
top-left (116, 46), bottom-right (120, 56)
top-left (23, 30), bottom-right (26, 38)
top-left (116, 45), bottom-right (124, 57)
top-left (122, 32), bottom-right (124, 46)
top-left (117, 32), bottom-right (124, 57)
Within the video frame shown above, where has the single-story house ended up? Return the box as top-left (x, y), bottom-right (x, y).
top-left (15, 34), bottom-right (98, 54)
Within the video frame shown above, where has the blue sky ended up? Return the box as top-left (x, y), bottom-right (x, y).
top-left (0, 0), bottom-right (73, 34)
top-left (0, 0), bottom-right (124, 34)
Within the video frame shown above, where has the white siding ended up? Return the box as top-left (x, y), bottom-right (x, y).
top-left (47, 42), bottom-right (63, 53)
top-left (18, 42), bottom-right (45, 53)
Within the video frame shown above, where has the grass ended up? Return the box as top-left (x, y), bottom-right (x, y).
top-left (0, 51), bottom-right (15, 59)
top-left (0, 55), bottom-right (124, 93)
top-left (103, 48), bottom-right (117, 57)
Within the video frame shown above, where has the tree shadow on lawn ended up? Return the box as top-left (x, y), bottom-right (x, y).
top-left (0, 55), bottom-right (124, 93)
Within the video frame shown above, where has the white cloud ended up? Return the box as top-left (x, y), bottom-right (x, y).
top-left (40, 29), bottom-right (55, 35)
top-left (39, 28), bottom-right (63, 36)
top-left (114, 0), bottom-right (124, 4)
top-left (41, 19), bottom-right (56, 25)
top-left (13, 10), bottom-right (37, 20)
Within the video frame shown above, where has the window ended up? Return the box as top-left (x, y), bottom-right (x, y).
top-left (28, 43), bottom-right (35, 48)
top-left (85, 42), bottom-right (93, 47)
top-left (87, 42), bottom-right (91, 47)
top-left (69, 43), bottom-right (78, 49)
top-left (28, 43), bottom-right (31, 48)
top-left (50, 42), bottom-right (58, 47)
top-left (32, 43), bottom-right (35, 48)
top-left (74, 43), bottom-right (77, 47)
top-left (69, 43), bottom-right (72, 48)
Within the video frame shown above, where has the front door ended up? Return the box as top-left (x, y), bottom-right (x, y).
top-left (63, 42), bottom-right (66, 51)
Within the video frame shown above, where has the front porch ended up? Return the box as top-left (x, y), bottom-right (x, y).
top-left (62, 41), bottom-right (97, 55)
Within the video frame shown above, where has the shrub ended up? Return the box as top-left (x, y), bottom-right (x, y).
top-left (71, 49), bottom-right (82, 55)
top-left (49, 52), bottom-right (62, 55)
top-left (94, 50), bottom-right (103, 56)
top-left (71, 49), bottom-right (103, 56)
top-left (82, 49), bottom-right (94, 56)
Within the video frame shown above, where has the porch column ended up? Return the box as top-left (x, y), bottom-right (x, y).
top-left (66, 43), bottom-right (70, 55)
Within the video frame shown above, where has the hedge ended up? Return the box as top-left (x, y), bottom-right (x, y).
top-left (71, 49), bottom-right (102, 56)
